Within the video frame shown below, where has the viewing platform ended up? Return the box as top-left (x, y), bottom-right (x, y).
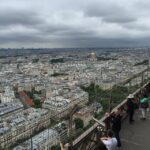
top-left (64, 81), bottom-right (150, 150)
top-left (121, 110), bottom-right (150, 150)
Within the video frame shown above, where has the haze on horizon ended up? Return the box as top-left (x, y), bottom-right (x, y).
top-left (0, 0), bottom-right (150, 48)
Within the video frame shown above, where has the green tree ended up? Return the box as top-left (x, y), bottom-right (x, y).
top-left (134, 59), bottom-right (148, 66)
top-left (33, 99), bottom-right (42, 108)
top-left (32, 58), bottom-right (39, 63)
top-left (111, 86), bottom-right (128, 104)
top-left (74, 118), bottom-right (84, 130)
top-left (81, 83), bottom-right (109, 104)
top-left (51, 145), bottom-right (61, 150)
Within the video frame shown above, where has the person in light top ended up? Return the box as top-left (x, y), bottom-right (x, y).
top-left (101, 130), bottom-right (117, 150)
top-left (60, 142), bottom-right (65, 150)
top-left (139, 94), bottom-right (149, 120)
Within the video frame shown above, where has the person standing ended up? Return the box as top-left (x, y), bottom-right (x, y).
top-left (126, 94), bottom-right (136, 124)
top-left (139, 94), bottom-right (149, 120)
top-left (101, 129), bottom-right (117, 150)
top-left (110, 110), bottom-right (122, 148)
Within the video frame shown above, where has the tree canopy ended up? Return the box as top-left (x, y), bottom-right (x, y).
top-left (74, 118), bottom-right (84, 130)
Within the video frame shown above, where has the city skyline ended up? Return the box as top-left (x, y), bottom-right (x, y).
top-left (0, 0), bottom-right (150, 48)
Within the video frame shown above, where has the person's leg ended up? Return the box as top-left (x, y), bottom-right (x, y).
top-left (143, 108), bottom-right (146, 119)
top-left (114, 131), bottom-right (121, 147)
top-left (129, 111), bottom-right (134, 123)
top-left (141, 108), bottom-right (144, 118)
top-left (129, 111), bottom-right (131, 123)
top-left (141, 108), bottom-right (146, 119)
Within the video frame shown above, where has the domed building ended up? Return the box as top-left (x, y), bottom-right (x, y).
top-left (89, 52), bottom-right (97, 61)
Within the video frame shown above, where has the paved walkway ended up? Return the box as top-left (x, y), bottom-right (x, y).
top-left (120, 110), bottom-right (150, 150)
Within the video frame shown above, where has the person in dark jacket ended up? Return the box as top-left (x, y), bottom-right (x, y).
top-left (110, 110), bottom-right (122, 147)
top-left (127, 94), bottom-right (136, 124)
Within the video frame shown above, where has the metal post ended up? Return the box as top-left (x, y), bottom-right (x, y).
top-left (128, 81), bottom-right (131, 93)
top-left (31, 135), bottom-right (33, 150)
top-left (94, 78), bottom-right (97, 116)
top-left (109, 85), bottom-right (112, 113)
top-left (141, 73), bottom-right (144, 86)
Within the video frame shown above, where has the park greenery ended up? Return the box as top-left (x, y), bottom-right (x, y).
top-left (74, 118), bottom-right (84, 130)
top-left (3, 148), bottom-right (12, 150)
top-left (134, 59), bottom-right (149, 66)
top-left (97, 56), bottom-right (117, 61)
top-left (81, 83), bottom-right (129, 112)
top-left (32, 58), bottom-right (39, 63)
top-left (51, 145), bottom-right (61, 150)
top-left (32, 99), bottom-right (42, 108)
top-left (26, 89), bottom-right (42, 108)
top-left (51, 72), bottom-right (68, 77)
top-left (51, 58), bottom-right (64, 63)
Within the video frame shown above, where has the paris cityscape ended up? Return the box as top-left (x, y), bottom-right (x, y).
top-left (1, 0), bottom-right (150, 149)
top-left (0, 48), bottom-right (150, 149)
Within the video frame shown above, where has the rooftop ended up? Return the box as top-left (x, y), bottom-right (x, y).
top-left (13, 129), bottom-right (58, 150)
top-left (0, 102), bottom-right (23, 117)
top-left (0, 108), bottom-right (49, 135)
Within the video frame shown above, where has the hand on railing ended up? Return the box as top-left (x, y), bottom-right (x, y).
top-left (104, 111), bottom-right (118, 118)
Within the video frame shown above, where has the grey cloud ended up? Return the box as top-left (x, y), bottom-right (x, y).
top-left (0, 9), bottom-right (43, 27)
top-left (135, 1), bottom-right (150, 10)
top-left (40, 25), bottom-right (94, 37)
top-left (84, 2), bottom-right (136, 23)
top-left (122, 22), bottom-right (150, 31)
top-left (103, 15), bottom-right (136, 23)
top-left (0, 0), bottom-right (150, 48)
top-left (0, 31), bottom-right (150, 48)
top-left (39, 24), bottom-right (71, 35)
top-left (84, 2), bottom-right (122, 17)
top-left (43, 36), bottom-right (150, 48)
top-left (0, 33), bottom-right (45, 44)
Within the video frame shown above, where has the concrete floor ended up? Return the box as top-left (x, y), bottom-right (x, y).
top-left (120, 110), bottom-right (150, 150)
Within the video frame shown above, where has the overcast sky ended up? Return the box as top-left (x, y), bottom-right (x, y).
top-left (0, 0), bottom-right (150, 48)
